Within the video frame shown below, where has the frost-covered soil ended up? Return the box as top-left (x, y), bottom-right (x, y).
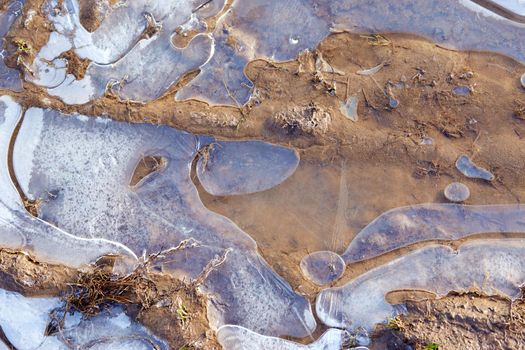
top-left (2, 0), bottom-right (525, 349)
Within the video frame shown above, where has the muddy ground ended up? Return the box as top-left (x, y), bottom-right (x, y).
top-left (2, 0), bottom-right (525, 349)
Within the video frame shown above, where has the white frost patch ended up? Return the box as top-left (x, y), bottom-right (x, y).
top-left (48, 74), bottom-right (95, 105)
top-left (217, 326), bottom-right (345, 350)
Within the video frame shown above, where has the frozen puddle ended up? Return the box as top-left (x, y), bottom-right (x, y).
top-left (8, 101), bottom-right (314, 338)
top-left (316, 239), bottom-right (525, 331)
top-left (301, 203), bottom-right (525, 286)
top-left (197, 140), bottom-right (299, 196)
top-left (456, 154), bottom-right (495, 181)
top-left (0, 96), bottom-right (136, 268)
top-left (28, 0), bottom-right (217, 103)
top-left (0, 288), bottom-right (168, 349)
top-left (23, 0), bottom-right (525, 105)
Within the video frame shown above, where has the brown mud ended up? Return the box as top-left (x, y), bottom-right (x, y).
top-left (373, 291), bottom-right (525, 349)
top-left (3, 1), bottom-right (525, 348)
top-left (0, 250), bottom-right (220, 349)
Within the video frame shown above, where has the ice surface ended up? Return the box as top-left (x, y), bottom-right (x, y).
top-left (300, 251), bottom-right (346, 286)
top-left (0, 97), bottom-right (137, 268)
top-left (465, 0), bottom-right (525, 18)
top-left (444, 182), bottom-right (470, 202)
top-left (22, 0), bottom-right (525, 106)
top-left (177, 0), bottom-right (330, 104)
top-left (179, 0), bottom-right (525, 105)
top-left (0, 288), bottom-right (167, 349)
top-left (12, 107), bottom-right (315, 337)
top-left (317, 239), bottom-right (525, 331)
top-left (342, 204), bottom-right (525, 263)
top-left (340, 96), bottom-right (358, 122)
top-left (28, 0), bottom-right (218, 103)
top-left (196, 140), bottom-right (299, 196)
top-left (217, 326), bottom-right (345, 350)
top-left (456, 154), bottom-right (495, 181)
top-left (0, 0), bottom-right (24, 91)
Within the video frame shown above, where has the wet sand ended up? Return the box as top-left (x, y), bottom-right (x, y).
top-left (2, 1), bottom-right (525, 348)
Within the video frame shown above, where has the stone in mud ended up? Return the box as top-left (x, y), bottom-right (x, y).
top-left (217, 326), bottom-right (345, 350)
top-left (455, 154), bottom-right (495, 181)
top-left (521, 72), bottom-right (525, 88)
top-left (388, 96), bottom-right (399, 109)
top-left (197, 140), bottom-right (299, 196)
top-left (452, 85), bottom-right (472, 96)
top-left (317, 239), bottom-right (525, 331)
top-left (341, 203), bottom-right (525, 263)
top-left (300, 251), bottom-right (346, 285)
top-left (444, 182), bottom-right (470, 202)
top-left (12, 107), bottom-right (316, 338)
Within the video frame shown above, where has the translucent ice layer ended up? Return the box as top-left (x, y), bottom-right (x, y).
top-left (12, 107), bottom-right (314, 337)
top-left (342, 204), bottom-right (525, 263)
top-left (443, 182), bottom-right (470, 202)
top-left (300, 251), bottom-right (346, 286)
top-left (0, 96), bottom-right (135, 268)
top-left (196, 140), bottom-right (299, 196)
top-left (24, 0), bottom-right (525, 105)
top-left (0, 288), bottom-right (167, 349)
top-left (217, 326), bottom-right (345, 350)
top-left (465, 0), bottom-right (525, 21)
top-left (179, 0), bottom-right (525, 105)
top-left (29, 0), bottom-right (219, 103)
top-left (0, 0), bottom-right (24, 91)
top-left (317, 239), bottom-right (525, 331)
top-left (176, 0), bottom-right (330, 104)
top-left (456, 154), bottom-right (495, 181)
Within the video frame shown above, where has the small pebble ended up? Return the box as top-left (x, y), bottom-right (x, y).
top-left (388, 96), bottom-right (399, 108)
top-left (452, 85), bottom-right (471, 96)
top-left (521, 73), bottom-right (525, 89)
top-left (444, 182), bottom-right (470, 202)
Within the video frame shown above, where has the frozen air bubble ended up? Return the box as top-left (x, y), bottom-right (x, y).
top-left (300, 251), bottom-right (346, 285)
top-left (444, 182), bottom-right (470, 202)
